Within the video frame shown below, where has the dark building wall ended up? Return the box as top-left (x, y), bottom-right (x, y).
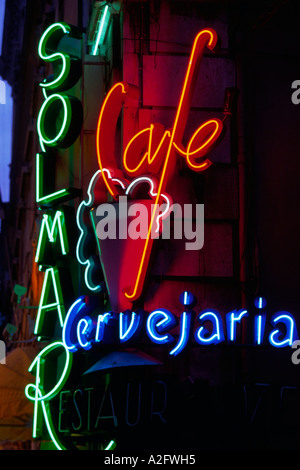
top-left (239, 0), bottom-right (300, 310)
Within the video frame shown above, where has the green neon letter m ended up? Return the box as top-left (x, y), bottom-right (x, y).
top-left (35, 210), bottom-right (69, 266)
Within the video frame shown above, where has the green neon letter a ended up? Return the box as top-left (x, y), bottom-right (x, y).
top-left (34, 267), bottom-right (66, 338)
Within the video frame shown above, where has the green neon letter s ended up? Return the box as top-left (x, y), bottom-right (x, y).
top-left (38, 22), bottom-right (82, 92)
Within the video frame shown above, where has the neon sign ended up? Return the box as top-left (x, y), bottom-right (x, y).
top-left (36, 22), bottom-right (83, 206)
top-left (27, 22), bottom-right (85, 450)
top-left (93, 28), bottom-right (224, 308)
top-left (27, 21), bottom-right (297, 451)
top-left (59, 293), bottom-right (299, 355)
top-left (92, 4), bottom-right (110, 55)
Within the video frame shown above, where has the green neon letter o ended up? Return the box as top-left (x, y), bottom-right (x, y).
top-left (37, 93), bottom-right (82, 151)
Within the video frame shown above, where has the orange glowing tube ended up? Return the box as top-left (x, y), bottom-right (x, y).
top-left (173, 118), bottom-right (223, 171)
top-left (96, 82), bottom-right (138, 199)
top-left (123, 124), bottom-right (171, 176)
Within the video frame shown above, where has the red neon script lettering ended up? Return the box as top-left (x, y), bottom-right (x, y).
top-left (96, 28), bottom-right (224, 303)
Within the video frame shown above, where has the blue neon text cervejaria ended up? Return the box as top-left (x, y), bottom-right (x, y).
top-left (61, 294), bottom-right (299, 356)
